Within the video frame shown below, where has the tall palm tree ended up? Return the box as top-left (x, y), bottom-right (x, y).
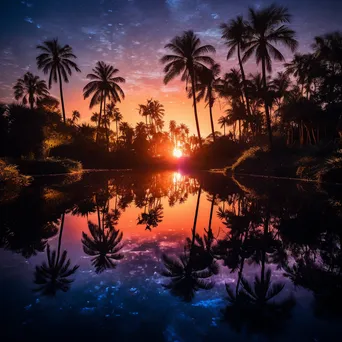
top-left (161, 188), bottom-right (218, 301)
top-left (13, 72), bottom-right (49, 110)
top-left (150, 100), bottom-right (165, 133)
top-left (83, 61), bottom-right (125, 143)
top-left (161, 30), bottom-right (216, 148)
top-left (34, 213), bottom-right (79, 296)
top-left (36, 38), bottom-right (81, 123)
top-left (195, 63), bottom-right (221, 142)
top-left (220, 16), bottom-right (252, 122)
top-left (243, 4), bottom-right (298, 148)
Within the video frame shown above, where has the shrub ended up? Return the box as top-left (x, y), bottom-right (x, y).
top-left (0, 159), bottom-right (31, 201)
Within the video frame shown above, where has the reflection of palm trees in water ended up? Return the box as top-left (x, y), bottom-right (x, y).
top-left (34, 212), bottom-right (79, 296)
top-left (137, 193), bottom-right (164, 231)
top-left (82, 193), bottom-right (124, 273)
top-left (161, 188), bottom-right (219, 301)
top-left (221, 203), bottom-right (295, 333)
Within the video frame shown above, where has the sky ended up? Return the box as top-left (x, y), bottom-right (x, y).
top-left (1, 0), bottom-right (342, 136)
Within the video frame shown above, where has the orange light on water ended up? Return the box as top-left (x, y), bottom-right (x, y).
top-left (173, 148), bottom-right (183, 158)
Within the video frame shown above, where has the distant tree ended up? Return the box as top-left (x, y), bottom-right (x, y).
top-left (36, 38), bottom-right (81, 123)
top-left (13, 72), bottom-right (49, 110)
top-left (83, 61), bottom-right (125, 144)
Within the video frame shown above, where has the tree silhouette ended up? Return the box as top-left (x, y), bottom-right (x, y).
top-left (83, 61), bottom-right (125, 144)
top-left (243, 4), bottom-right (298, 148)
top-left (161, 30), bottom-right (216, 148)
top-left (82, 221), bottom-right (124, 273)
top-left (36, 38), bottom-right (81, 123)
top-left (194, 64), bottom-right (221, 141)
top-left (13, 72), bottom-right (49, 110)
top-left (220, 16), bottom-right (252, 124)
top-left (34, 213), bottom-right (79, 296)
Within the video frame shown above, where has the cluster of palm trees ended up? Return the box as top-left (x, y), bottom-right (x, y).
top-left (161, 4), bottom-right (298, 148)
top-left (10, 3), bottom-right (342, 157)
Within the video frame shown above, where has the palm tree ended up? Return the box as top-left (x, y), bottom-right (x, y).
top-left (138, 99), bottom-right (152, 126)
top-left (36, 38), bottom-right (81, 123)
top-left (71, 110), bottom-right (80, 125)
top-left (169, 120), bottom-right (177, 144)
top-left (195, 63), bottom-right (221, 142)
top-left (137, 203), bottom-right (164, 231)
top-left (34, 213), bottom-right (79, 296)
top-left (161, 187), bottom-right (218, 301)
top-left (150, 99), bottom-right (165, 133)
top-left (218, 115), bottom-right (230, 136)
top-left (224, 269), bottom-right (295, 333)
top-left (161, 30), bottom-right (216, 148)
top-left (13, 72), bottom-right (49, 110)
top-left (106, 102), bottom-right (122, 144)
top-left (243, 4), bottom-right (298, 148)
top-left (83, 61), bottom-right (125, 143)
top-left (220, 16), bottom-right (252, 122)
top-left (82, 221), bottom-right (124, 273)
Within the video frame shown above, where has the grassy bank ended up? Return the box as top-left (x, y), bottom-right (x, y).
top-left (225, 143), bottom-right (342, 184)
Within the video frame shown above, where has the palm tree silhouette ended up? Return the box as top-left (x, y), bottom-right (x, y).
top-left (243, 4), bottom-right (298, 148)
top-left (161, 30), bottom-right (216, 148)
top-left (194, 64), bottom-right (221, 142)
top-left (220, 16), bottom-right (252, 123)
top-left (36, 38), bottom-right (81, 123)
top-left (83, 61), bottom-right (125, 143)
top-left (71, 110), bottom-right (81, 125)
top-left (34, 213), bottom-right (79, 296)
top-left (13, 72), bottom-right (49, 110)
top-left (218, 115), bottom-right (231, 136)
top-left (106, 101), bottom-right (122, 144)
top-left (82, 221), bottom-right (124, 273)
top-left (161, 188), bottom-right (217, 301)
top-left (137, 203), bottom-right (164, 231)
top-left (224, 268), bottom-right (295, 333)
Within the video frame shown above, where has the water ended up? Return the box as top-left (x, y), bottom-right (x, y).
top-left (1, 170), bottom-right (342, 341)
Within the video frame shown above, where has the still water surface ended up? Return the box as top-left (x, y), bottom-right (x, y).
top-left (1, 171), bottom-right (342, 341)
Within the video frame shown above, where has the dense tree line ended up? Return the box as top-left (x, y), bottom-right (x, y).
top-left (1, 4), bottom-right (341, 168)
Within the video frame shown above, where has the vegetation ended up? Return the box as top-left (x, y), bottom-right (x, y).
top-left (0, 159), bottom-right (31, 201)
top-left (0, 4), bottom-right (341, 180)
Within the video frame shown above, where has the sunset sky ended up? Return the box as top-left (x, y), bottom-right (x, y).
top-left (1, 0), bottom-right (342, 136)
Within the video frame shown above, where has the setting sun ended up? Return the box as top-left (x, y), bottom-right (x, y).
top-left (173, 148), bottom-right (183, 158)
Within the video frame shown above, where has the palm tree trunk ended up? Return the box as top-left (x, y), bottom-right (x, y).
top-left (191, 187), bottom-right (202, 254)
top-left (103, 97), bottom-right (110, 152)
top-left (261, 57), bottom-right (273, 149)
top-left (191, 72), bottom-right (203, 148)
top-left (57, 67), bottom-right (66, 123)
top-left (56, 212), bottom-right (65, 264)
top-left (238, 45), bottom-right (252, 132)
top-left (96, 92), bottom-right (104, 143)
top-left (116, 120), bottom-right (119, 144)
top-left (223, 124), bottom-right (226, 136)
top-left (209, 89), bottom-right (216, 143)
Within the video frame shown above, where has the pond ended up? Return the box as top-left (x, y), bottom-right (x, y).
top-left (1, 170), bottom-right (342, 341)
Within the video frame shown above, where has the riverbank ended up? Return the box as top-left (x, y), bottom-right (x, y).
top-left (220, 143), bottom-right (342, 184)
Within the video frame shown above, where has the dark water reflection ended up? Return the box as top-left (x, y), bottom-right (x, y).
top-left (1, 171), bottom-right (342, 341)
